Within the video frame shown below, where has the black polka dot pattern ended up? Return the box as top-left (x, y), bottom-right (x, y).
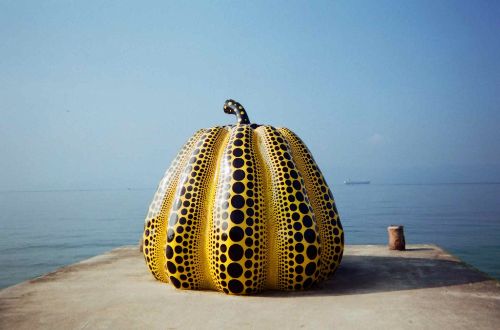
top-left (256, 126), bottom-right (322, 291)
top-left (165, 127), bottom-right (226, 289)
top-left (143, 121), bottom-right (344, 294)
top-left (279, 128), bottom-right (344, 279)
top-left (210, 124), bottom-right (266, 294)
top-left (142, 129), bottom-right (205, 283)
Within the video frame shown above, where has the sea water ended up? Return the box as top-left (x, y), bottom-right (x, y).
top-left (1, 183), bottom-right (499, 288)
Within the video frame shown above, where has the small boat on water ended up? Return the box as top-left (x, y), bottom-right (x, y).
top-left (344, 179), bottom-right (371, 185)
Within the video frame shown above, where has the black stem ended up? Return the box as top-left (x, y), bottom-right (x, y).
top-left (223, 99), bottom-right (251, 124)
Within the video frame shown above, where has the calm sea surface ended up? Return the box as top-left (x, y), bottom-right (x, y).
top-left (1, 183), bottom-right (499, 288)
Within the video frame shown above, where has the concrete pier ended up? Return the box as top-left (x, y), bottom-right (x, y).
top-left (1, 244), bottom-right (499, 329)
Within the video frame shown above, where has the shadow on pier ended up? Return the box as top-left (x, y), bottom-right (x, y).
top-left (259, 254), bottom-right (490, 297)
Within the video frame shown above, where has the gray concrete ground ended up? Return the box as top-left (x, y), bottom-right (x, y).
top-left (0, 244), bottom-right (499, 329)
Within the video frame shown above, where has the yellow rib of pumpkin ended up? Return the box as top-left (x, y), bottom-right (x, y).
top-left (202, 127), bottom-right (230, 290)
top-left (256, 126), bottom-right (322, 291)
top-left (254, 127), bottom-right (278, 290)
top-left (210, 124), bottom-right (267, 294)
top-left (279, 128), bottom-right (344, 280)
top-left (143, 129), bottom-right (205, 282)
top-left (165, 127), bottom-right (226, 290)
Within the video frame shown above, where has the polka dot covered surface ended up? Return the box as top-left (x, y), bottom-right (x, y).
top-left (142, 100), bottom-right (344, 295)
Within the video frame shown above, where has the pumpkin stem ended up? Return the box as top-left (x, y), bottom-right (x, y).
top-left (223, 99), bottom-right (251, 124)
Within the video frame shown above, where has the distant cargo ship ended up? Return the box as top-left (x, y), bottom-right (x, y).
top-left (344, 179), bottom-right (371, 185)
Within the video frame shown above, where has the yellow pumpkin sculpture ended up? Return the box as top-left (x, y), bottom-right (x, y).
top-left (143, 100), bottom-right (344, 294)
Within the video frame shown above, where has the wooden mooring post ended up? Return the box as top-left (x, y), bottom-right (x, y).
top-left (388, 225), bottom-right (405, 250)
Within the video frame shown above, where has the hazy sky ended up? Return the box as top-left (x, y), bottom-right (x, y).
top-left (1, 0), bottom-right (499, 190)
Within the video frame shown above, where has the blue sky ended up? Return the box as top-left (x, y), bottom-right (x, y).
top-left (1, 0), bottom-right (499, 190)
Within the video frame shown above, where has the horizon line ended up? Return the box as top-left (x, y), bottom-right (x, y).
top-left (1, 181), bottom-right (500, 193)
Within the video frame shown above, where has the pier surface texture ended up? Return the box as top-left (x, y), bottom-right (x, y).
top-left (1, 244), bottom-right (499, 329)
